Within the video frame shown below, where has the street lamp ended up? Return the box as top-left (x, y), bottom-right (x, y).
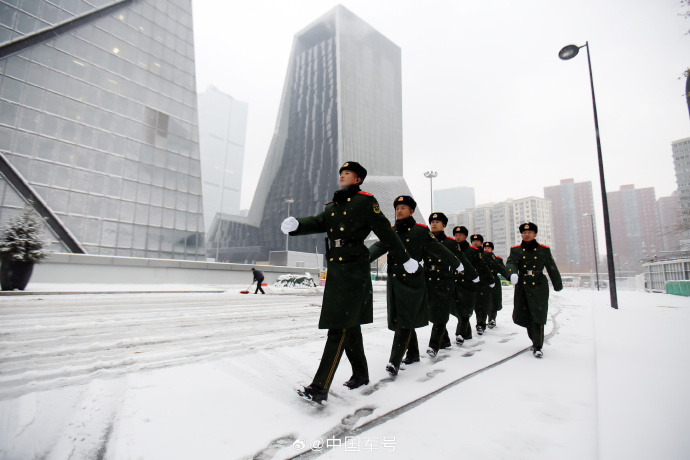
top-left (559, 42), bottom-right (618, 309)
top-left (424, 171), bottom-right (438, 211)
top-left (584, 213), bottom-right (600, 291)
top-left (284, 198), bottom-right (294, 251)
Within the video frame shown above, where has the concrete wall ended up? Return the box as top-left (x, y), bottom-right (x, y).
top-left (31, 253), bottom-right (320, 285)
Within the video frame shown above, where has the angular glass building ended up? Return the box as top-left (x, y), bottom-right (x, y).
top-left (209, 5), bottom-right (408, 262)
top-left (0, 0), bottom-right (205, 260)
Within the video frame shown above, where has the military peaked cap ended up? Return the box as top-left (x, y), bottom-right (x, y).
top-left (428, 212), bottom-right (448, 226)
top-left (519, 222), bottom-right (538, 233)
top-left (339, 161), bottom-right (367, 182)
top-left (453, 225), bottom-right (469, 236)
top-left (394, 195), bottom-right (417, 210)
top-left (471, 234), bottom-right (484, 243)
top-left (483, 241), bottom-right (494, 250)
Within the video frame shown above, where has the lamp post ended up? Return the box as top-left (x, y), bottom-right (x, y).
top-left (559, 42), bottom-right (618, 309)
top-left (424, 171), bottom-right (438, 211)
top-left (584, 212), bottom-right (600, 291)
top-left (284, 198), bottom-right (294, 251)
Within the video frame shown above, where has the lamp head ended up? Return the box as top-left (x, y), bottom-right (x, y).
top-left (558, 44), bottom-right (581, 60)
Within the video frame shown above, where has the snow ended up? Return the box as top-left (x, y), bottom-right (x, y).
top-left (0, 284), bottom-right (688, 459)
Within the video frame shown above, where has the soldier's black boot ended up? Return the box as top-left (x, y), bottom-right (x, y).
top-left (455, 335), bottom-right (465, 345)
top-left (476, 324), bottom-right (484, 335)
top-left (298, 384), bottom-right (328, 404)
top-left (488, 319), bottom-right (496, 329)
top-left (533, 348), bottom-right (543, 358)
top-left (343, 376), bottom-right (369, 389)
top-left (402, 354), bottom-right (420, 365)
top-left (386, 363), bottom-right (399, 376)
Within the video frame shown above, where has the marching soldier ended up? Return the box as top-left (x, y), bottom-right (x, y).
top-left (451, 226), bottom-right (486, 343)
top-left (281, 161), bottom-right (419, 403)
top-left (368, 196), bottom-right (460, 375)
top-left (423, 212), bottom-right (466, 357)
top-left (470, 234), bottom-right (495, 335)
top-left (506, 222), bottom-right (563, 358)
top-left (483, 241), bottom-right (509, 328)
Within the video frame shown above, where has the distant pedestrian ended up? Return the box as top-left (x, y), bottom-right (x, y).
top-left (368, 196), bottom-right (460, 375)
top-left (251, 268), bottom-right (265, 294)
top-left (506, 222), bottom-right (563, 358)
top-left (281, 161), bottom-right (418, 404)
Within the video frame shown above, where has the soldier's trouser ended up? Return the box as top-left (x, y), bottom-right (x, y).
top-left (474, 287), bottom-right (493, 328)
top-left (428, 322), bottom-right (449, 351)
top-left (405, 330), bottom-right (420, 360)
top-left (456, 316), bottom-right (472, 339)
top-left (527, 323), bottom-right (545, 350)
top-left (312, 326), bottom-right (368, 390)
top-left (489, 285), bottom-right (502, 321)
top-left (389, 328), bottom-right (414, 367)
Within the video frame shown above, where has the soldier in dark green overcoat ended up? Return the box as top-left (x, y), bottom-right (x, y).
top-left (483, 241), bottom-right (509, 329)
top-left (423, 212), bottom-right (467, 356)
top-left (468, 233), bottom-right (495, 336)
top-left (368, 196), bottom-right (460, 374)
top-left (451, 226), bottom-right (484, 343)
top-left (281, 161), bottom-right (418, 403)
top-left (506, 222), bottom-right (563, 358)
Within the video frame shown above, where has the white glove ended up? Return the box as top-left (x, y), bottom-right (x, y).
top-left (472, 276), bottom-right (480, 283)
top-left (403, 258), bottom-right (419, 274)
top-left (281, 216), bottom-right (299, 234)
top-left (490, 283), bottom-right (495, 288)
top-left (456, 263), bottom-right (464, 273)
top-left (510, 274), bottom-right (518, 284)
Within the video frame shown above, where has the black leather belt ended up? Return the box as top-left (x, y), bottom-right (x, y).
top-left (426, 265), bottom-right (452, 272)
top-left (330, 238), bottom-right (364, 248)
top-left (520, 270), bottom-right (542, 276)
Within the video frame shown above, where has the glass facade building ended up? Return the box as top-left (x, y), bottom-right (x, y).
top-left (209, 5), bottom-right (407, 262)
top-left (0, 0), bottom-right (205, 260)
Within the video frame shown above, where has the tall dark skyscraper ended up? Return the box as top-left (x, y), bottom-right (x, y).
top-left (209, 5), bottom-right (412, 262)
top-left (0, 0), bottom-right (205, 260)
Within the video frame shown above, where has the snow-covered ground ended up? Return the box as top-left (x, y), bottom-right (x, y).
top-left (0, 284), bottom-right (688, 459)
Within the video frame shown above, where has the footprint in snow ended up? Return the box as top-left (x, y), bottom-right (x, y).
top-left (417, 369), bottom-right (445, 382)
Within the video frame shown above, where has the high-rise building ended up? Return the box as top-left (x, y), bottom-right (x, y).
top-left (607, 185), bottom-right (661, 270)
top-left (658, 191), bottom-right (682, 252)
top-left (509, 196), bottom-right (554, 251)
top-left (544, 179), bottom-right (598, 273)
top-left (447, 197), bottom-right (553, 259)
top-left (209, 5), bottom-right (411, 262)
top-left (0, 0), bottom-right (205, 260)
top-left (198, 86), bottom-right (248, 232)
top-left (434, 186), bottom-right (475, 214)
top-left (672, 137), bottom-right (690, 249)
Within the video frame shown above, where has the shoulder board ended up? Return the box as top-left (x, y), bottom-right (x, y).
top-left (469, 246), bottom-right (478, 250)
top-left (511, 245), bottom-right (521, 249)
top-left (415, 223), bottom-right (428, 228)
top-left (391, 225), bottom-right (395, 228)
top-left (358, 191), bottom-right (374, 197)
top-left (496, 256), bottom-right (503, 260)
top-left (324, 201), bottom-right (333, 205)
top-left (539, 244), bottom-right (550, 249)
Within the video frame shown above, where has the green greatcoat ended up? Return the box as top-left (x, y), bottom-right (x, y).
top-left (290, 188), bottom-right (410, 330)
top-left (456, 242), bottom-right (492, 317)
top-left (447, 240), bottom-right (479, 319)
top-left (369, 219), bottom-right (459, 331)
top-left (506, 241), bottom-right (563, 326)
top-left (424, 232), bottom-right (464, 324)
top-left (486, 252), bottom-right (509, 312)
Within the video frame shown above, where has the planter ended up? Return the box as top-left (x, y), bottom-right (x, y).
top-left (0, 260), bottom-right (35, 291)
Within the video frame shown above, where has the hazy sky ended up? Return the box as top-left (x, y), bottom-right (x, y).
top-left (192, 0), bottom-right (689, 222)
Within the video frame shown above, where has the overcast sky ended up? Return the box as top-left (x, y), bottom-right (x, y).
top-left (191, 0), bottom-right (689, 223)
